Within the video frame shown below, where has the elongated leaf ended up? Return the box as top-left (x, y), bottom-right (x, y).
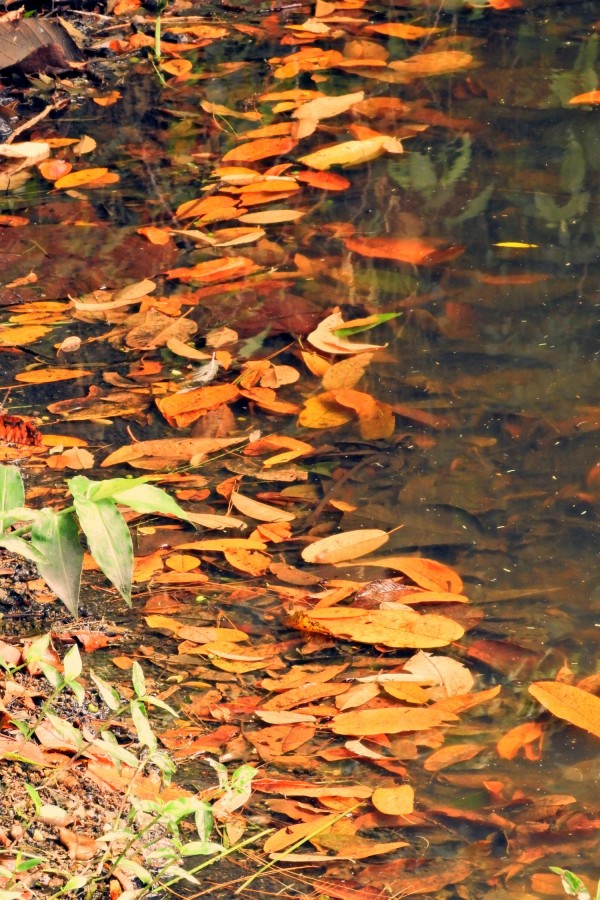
top-left (73, 497), bottom-right (133, 605)
top-left (0, 465), bottom-right (24, 532)
top-left (529, 681), bottom-right (600, 739)
top-left (31, 510), bottom-right (83, 617)
top-left (0, 533), bottom-right (47, 566)
top-left (111, 483), bottom-right (191, 521)
top-left (68, 473), bottom-right (152, 502)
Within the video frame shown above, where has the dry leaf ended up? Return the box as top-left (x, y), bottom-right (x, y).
top-left (528, 681), bottom-right (600, 739)
top-left (371, 785), bottom-right (414, 815)
top-left (331, 706), bottom-right (457, 736)
top-left (302, 529), bottom-right (388, 564)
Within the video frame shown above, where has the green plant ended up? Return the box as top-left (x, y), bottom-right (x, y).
top-left (550, 868), bottom-right (600, 900)
top-left (0, 465), bottom-right (195, 616)
top-left (0, 640), bottom-right (264, 898)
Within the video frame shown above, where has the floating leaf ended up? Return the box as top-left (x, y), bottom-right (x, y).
top-left (299, 607), bottom-right (464, 649)
top-left (371, 785), bottom-right (414, 815)
top-left (298, 136), bottom-right (403, 170)
top-left (308, 310), bottom-right (386, 355)
top-left (528, 681), bottom-right (600, 739)
top-left (302, 529), bottom-right (388, 564)
top-left (389, 50), bottom-right (474, 78)
top-left (222, 137), bottom-right (297, 163)
top-left (331, 706), bottom-right (456, 736)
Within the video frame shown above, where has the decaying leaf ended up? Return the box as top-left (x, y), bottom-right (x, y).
top-left (302, 529), bottom-right (389, 564)
top-left (529, 681), bottom-right (600, 739)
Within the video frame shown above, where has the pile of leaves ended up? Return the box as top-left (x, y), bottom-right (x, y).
top-left (0, 0), bottom-right (599, 897)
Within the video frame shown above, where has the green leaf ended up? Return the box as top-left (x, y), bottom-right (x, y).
top-left (24, 783), bottom-right (42, 814)
top-left (90, 670), bottom-right (121, 712)
top-left (0, 534), bottom-right (46, 566)
top-left (62, 644), bottom-right (82, 683)
top-left (0, 465), bottom-right (24, 533)
top-left (69, 474), bottom-right (154, 503)
top-left (31, 510), bottom-right (83, 618)
top-left (333, 312), bottom-right (401, 337)
top-left (131, 660), bottom-right (146, 698)
top-left (91, 735), bottom-right (139, 769)
top-left (130, 699), bottom-right (157, 752)
top-left (73, 497), bottom-right (133, 606)
top-left (42, 712), bottom-right (82, 752)
top-left (111, 483), bottom-right (191, 521)
top-left (181, 841), bottom-right (223, 857)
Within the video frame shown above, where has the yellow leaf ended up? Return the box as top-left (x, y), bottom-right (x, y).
top-left (304, 607), bottom-right (464, 648)
top-left (16, 368), bottom-right (91, 384)
top-left (54, 168), bottom-right (110, 188)
top-left (371, 785), bottom-right (414, 815)
top-left (0, 325), bottom-right (50, 346)
top-left (302, 529), bottom-right (388, 564)
top-left (528, 681), bottom-right (600, 739)
top-left (298, 136), bottom-right (402, 170)
top-left (298, 393), bottom-right (354, 429)
top-left (331, 706), bottom-right (457, 736)
top-left (389, 50), bottom-right (474, 78)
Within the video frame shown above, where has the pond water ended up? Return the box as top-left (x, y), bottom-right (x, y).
top-left (2, 0), bottom-right (600, 896)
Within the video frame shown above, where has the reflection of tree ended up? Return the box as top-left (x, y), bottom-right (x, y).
top-left (388, 135), bottom-right (494, 227)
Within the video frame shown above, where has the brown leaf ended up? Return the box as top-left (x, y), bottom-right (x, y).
top-left (125, 309), bottom-right (196, 350)
top-left (102, 436), bottom-right (244, 469)
top-left (58, 828), bottom-right (99, 860)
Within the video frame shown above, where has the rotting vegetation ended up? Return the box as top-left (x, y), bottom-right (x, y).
top-left (0, 0), bottom-right (599, 897)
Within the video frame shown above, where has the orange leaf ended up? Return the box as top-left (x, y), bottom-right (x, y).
top-left (349, 557), bottom-right (463, 593)
top-left (156, 383), bottom-right (240, 429)
top-left (365, 23), bottom-right (441, 39)
top-left (331, 706), bottom-right (456, 736)
top-left (344, 235), bottom-right (464, 265)
top-left (497, 722), bottom-right (543, 760)
top-left (222, 137), bottom-right (297, 163)
top-left (296, 170), bottom-right (351, 191)
top-left (161, 58), bottom-right (193, 77)
top-left (568, 91), bottom-right (600, 105)
top-left (0, 325), bottom-right (50, 346)
top-left (137, 226), bottom-right (171, 245)
top-left (165, 257), bottom-right (259, 283)
top-left (302, 529), bottom-right (388, 564)
top-left (54, 168), bottom-right (109, 189)
top-left (389, 50), bottom-right (474, 77)
top-left (93, 91), bottom-right (122, 107)
top-left (371, 785), bottom-right (414, 815)
top-left (264, 814), bottom-right (339, 854)
top-left (302, 607), bottom-right (464, 649)
top-left (224, 548), bottom-right (271, 575)
top-left (424, 743), bottom-right (486, 772)
top-left (38, 159), bottom-right (72, 181)
top-left (298, 393), bottom-right (354, 429)
top-left (528, 681), bottom-right (600, 739)
top-left (16, 367), bottom-right (91, 384)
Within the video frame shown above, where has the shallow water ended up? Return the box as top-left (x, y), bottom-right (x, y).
top-left (3, 0), bottom-right (600, 895)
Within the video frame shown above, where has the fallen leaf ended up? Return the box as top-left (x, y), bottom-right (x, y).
top-left (331, 706), bottom-right (457, 736)
top-left (308, 310), bottom-right (385, 355)
top-left (302, 529), bottom-right (389, 564)
top-left (298, 136), bottom-right (403, 170)
top-left (59, 828), bottom-right (99, 860)
top-left (528, 681), bottom-right (600, 739)
top-left (230, 491), bottom-right (296, 522)
top-left (16, 367), bottom-right (91, 384)
top-left (222, 136), bottom-right (298, 163)
top-left (371, 785), bottom-right (414, 815)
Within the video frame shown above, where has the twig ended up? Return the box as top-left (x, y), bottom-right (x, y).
top-left (6, 99), bottom-right (63, 144)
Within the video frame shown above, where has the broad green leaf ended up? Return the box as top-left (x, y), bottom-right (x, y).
top-left (111, 483), bottom-right (191, 521)
top-left (181, 841), bottom-right (223, 857)
top-left (71, 474), bottom-right (154, 503)
top-left (62, 644), bottom-right (82, 683)
top-left (0, 534), bottom-right (46, 566)
top-left (31, 510), bottom-right (83, 617)
top-left (131, 660), bottom-right (146, 698)
top-left (42, 712), bottom-right (82, 752)
top-left (0, 465), bottom-right (24, 532)
top-left (130, 699), bottom-right (157, 752)
top-left (73, 497), bottom-right (133, 605)
top-left (90, 670), bottom-right (122, 711)
top-left (91, 736), bottom-right (139, 769)
top-left (24, 633), bottom-right (51, 666)
top-left (162, 796), bottom-right (210, 822)
top-left (333, 312), bottom-right (401, 337)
